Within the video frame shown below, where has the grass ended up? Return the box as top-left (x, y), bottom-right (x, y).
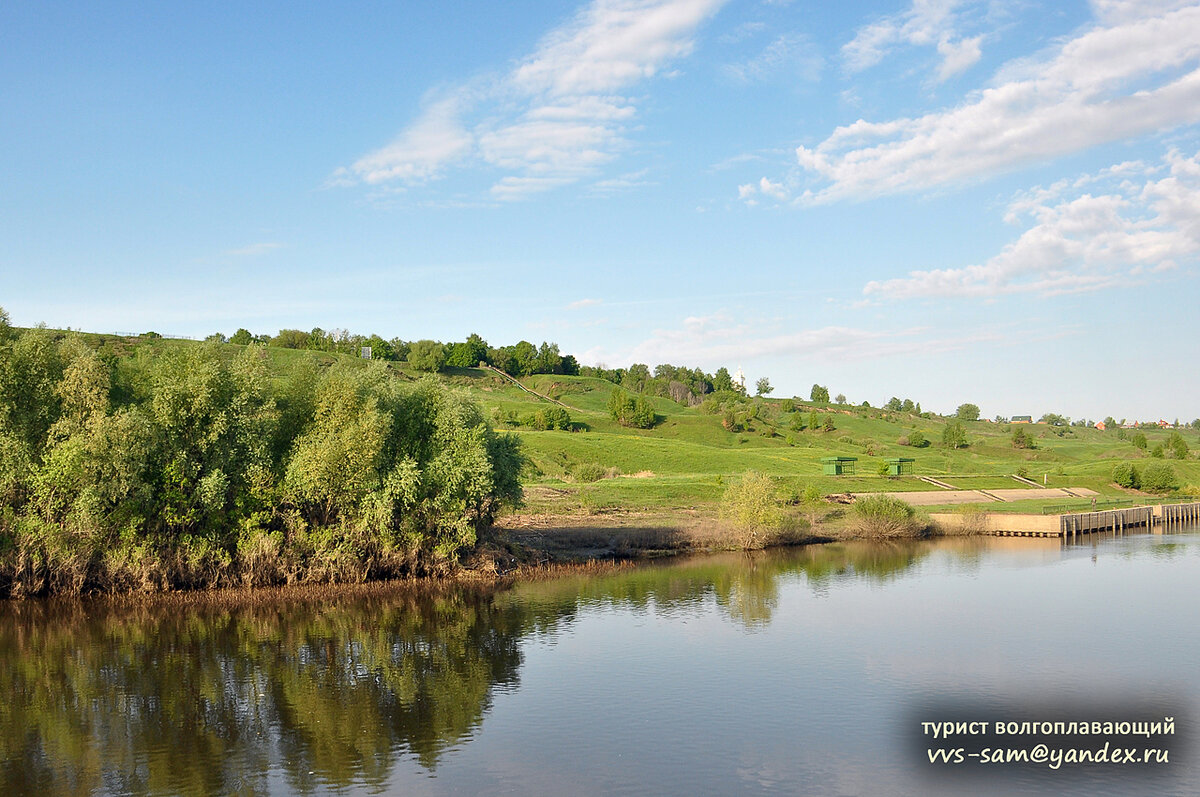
top-left (62, 332), bottom-right (1200, 519)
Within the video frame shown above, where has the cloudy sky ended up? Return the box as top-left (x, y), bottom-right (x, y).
top-left (3, 0), bottom-right (1198, 420)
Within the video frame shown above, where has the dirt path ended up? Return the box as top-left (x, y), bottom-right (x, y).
top-left (854, 487), bottom-right (1099, 506)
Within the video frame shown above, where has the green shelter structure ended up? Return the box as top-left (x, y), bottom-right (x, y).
top-left (885, 457), bottom-right (915, 476)
top-left (820, 456), bottom-right (857, 476)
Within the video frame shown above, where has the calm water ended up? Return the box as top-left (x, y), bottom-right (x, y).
top-left (2, 529), bottom-right (1198, 796)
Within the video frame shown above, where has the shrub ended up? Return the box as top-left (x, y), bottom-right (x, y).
top-left (406, 339), bottom-right (447, 372)
top-left (1012, 427), bottom-right (1035, 449)
top-left (1141, 462), bottom-right (1178, 493)
top-left (899, 430), bottom-right (927, 447)
top-left (570, 462), bottom-right (606, 483)
top-left (1167, 432), bottom-right (1189, 460)
top-left (942, 421), bottom-right (968, 449)
top-left (524, 406), bottom-right (570, 431)
top-left (1111, 462), bottom-right (1139, 488)
top-left (607, 388), bottom-right (656, 428)
top-left (719, 471), bottom-right (783, 548)
top-left (852, 494), bottom-right (925, 538)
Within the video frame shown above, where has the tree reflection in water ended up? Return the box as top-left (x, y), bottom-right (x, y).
top-left (0, 541), bottom-right (936, 795)
top-left (0, 586), bottom-right (524, 795)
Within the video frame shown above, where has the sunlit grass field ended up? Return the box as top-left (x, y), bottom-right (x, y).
top-left (78, 334), bottom-right (1200, 516)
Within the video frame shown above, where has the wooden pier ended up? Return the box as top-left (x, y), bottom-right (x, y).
top-left (930, 502), bottom-right (1200, 539)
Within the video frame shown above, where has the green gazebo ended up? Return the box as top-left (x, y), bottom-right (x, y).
top-left (884, 457), bottom-right (915, 476)
top-left (820, 456), bottom-right (857, 476)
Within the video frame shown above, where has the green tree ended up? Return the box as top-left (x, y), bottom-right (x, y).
top-left (713, 367), bottom-right (734, 392)
top-left (942, 421), bottom-right (968, 449)
top-left (1167, 432), bottom-right (1189, 460)
top-left (622, 363), bottom-right (650, 393)
top-left (1040, 412), bottom-right (1067, 426)
top-left (363, 334), bottom-right (395, 361)
top-left (885, 397), bottom-right (903, 411)
top-left (607, 388), bottom-right (655, 429)
top-left (835, 393), bottom-right (846, 404)
top-left (1132, 431), bottom-right (1148, 450)
top-left (1011, 427), bottom-right (1035, 449)
top-left (755, 377), bottom-right (773, 397)
top-left (271, 329), bottom-right (309, 349)
top-left (1111, 462), bottom-right (1139, 489)
top-left (1140, 462), bottom-right (1178, 493)
top-left (533, 342), bottom-right (562, 374)
top-left (955, 403), bottom-right (980, 421)
top-left (511, 341), bottom-right (538, 377)
top-left (407, 340), bottom-right (447, 372)
top-left (719, 471), bottom-right (782, 548)
top-left (810, 384), bottom-right (830, 403)
top-left (445, 333), bottom-right (488, 368)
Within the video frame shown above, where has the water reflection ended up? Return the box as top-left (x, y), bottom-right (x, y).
top-left (0, 587), bottom-right (525, 794)
top-left (1, 528), bottom-right (1196, 795)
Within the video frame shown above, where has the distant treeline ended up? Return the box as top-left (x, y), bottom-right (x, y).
top-left (0, 311), bottom-right (523, 597)
top-left (218, 327), bottom-right (750, 406)
top-left (218, 328), bottom-right (583, 377)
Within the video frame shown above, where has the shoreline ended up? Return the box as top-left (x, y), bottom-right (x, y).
top-left (6, 498), bottom-right (1196, 602)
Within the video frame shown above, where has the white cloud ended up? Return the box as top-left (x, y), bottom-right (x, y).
top-left (863, 150), bottom-right (1200, 300)
top-left (801, 4), bottom-right (1200, 201)
top-left (568, 298), bottom-right (603, 309)
top-left (935, 34), bottom-right (981, 82)
top-left (590, 168), bottom-right (653, 193)
top-left (347, 95), bottom-right (474, 185)
top-left (758, 176), bottom-right (788, 200)
top-left (581, 311), bottom-right (989, 368)
top-left (223, 242), bottom-right (284, 257)
top-left (723, 33), bottom-right (822, 83)
top-left (842, 0), bottom-right (981, 82)
top-left (342, 0), bottom-right (727, 198)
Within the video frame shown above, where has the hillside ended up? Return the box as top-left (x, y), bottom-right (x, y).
top-left (65, 332), bottom-right (1200, 520)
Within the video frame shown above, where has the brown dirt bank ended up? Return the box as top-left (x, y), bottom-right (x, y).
top-left (487, 508), bottom-right (830, 566)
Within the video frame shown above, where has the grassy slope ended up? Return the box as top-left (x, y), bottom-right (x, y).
top-left (70, 333), bottom-right (1200, 517)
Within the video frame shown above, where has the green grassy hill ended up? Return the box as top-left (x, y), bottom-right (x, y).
top-left (70, 332), bottom-right (1200, 518)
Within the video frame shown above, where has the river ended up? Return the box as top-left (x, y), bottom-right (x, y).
top-left (2, 528), bottom-right (1197, 795)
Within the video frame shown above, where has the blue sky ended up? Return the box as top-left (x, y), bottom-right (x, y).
top-left (3, 0), bottom-right (1199, 421)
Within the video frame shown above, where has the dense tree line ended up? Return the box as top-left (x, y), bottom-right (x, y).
top-left (0, 312), bottom-right (524, 596)
top-left (217, 327), bottom-right (581, 380)
top-left (582, 362), bottom-right (738, 406)
top-left (223, 325), bottom-right (763, 411)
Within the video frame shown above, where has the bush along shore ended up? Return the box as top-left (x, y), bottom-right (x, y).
top-left (0, 322), bottom-right (523, 597)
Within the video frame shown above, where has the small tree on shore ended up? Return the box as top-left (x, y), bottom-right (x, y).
top-left (719, 470), bottom-right (783, 548)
